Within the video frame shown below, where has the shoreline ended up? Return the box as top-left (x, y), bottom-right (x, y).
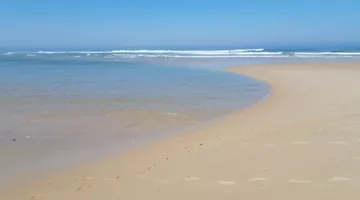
top-left (0, 62), bottom-right (270, 191)
top-left (0, 67), bottom-right (270, 192)
top-left (4, 62), bottom-right (360, 200)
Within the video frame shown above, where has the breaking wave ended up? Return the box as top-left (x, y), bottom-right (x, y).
top-left (3, 49), bottom-right (360, 58)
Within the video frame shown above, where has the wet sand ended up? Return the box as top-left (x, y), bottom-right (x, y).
top-left (4, 62), bottom-right (360, 200)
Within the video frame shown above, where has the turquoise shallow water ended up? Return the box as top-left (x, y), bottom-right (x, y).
top-left (0, 58), bottom-right (267, 116)
top-left (0, 54), bottom-right (270, 187)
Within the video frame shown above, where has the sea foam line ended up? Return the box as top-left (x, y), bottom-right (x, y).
top-left (295, 52), bottom-right (360, 56)
top-left (3, 49), bottom-right (360, 58)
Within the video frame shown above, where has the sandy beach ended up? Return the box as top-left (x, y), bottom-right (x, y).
top-left (4, 62), bottom-right (360, 200)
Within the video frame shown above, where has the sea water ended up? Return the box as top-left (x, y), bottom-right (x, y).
top-left (0, 52), bottom-right (270, 186)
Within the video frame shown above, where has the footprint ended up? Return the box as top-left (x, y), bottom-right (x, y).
top-left (29, 194), bottom-right (52, 199)
top-left (148, 164), bottom-right (156, 170)
top-left (184, 176), bottom-right (200, 181)
top-left (289, 179), bottom-right (312, 184)
top-left (329, 177), bottom-right (352, 181)
top-left (217, 181), bottom-right (236, 186)
top-left (249, 177), bottom-right (269, 182)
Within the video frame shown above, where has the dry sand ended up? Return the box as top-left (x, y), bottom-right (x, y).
top-left (3, 62), bottom-right (360, 200)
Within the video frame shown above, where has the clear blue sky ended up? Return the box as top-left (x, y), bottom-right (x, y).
top-left (1, 0), bottom-right (359, 49)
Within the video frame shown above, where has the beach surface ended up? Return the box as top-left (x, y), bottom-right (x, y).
top-left (4, 62), bottom-right (360, 200)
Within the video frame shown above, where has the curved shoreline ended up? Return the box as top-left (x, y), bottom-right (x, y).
top-left (5, 62), bottom-right (360, 200)
top-left (0, 64), bottom-right (269, 190)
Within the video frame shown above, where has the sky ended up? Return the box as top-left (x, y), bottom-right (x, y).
top-left (1, 0), bottom-right (359, 50)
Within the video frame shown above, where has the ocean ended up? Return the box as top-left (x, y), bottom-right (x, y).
top-left (1, 48), bottom-right (359, 187)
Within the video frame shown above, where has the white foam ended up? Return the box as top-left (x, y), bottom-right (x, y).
top-left (112, 54), bottom-right (288, 59)
top-left (111, 49), bottom-right (265, 54)
top-left (36, 51), bottom-right (111, 54)
top-left (294, 55), bottom-right (354, 58)
top-left (36, 51), bottom-right (59, 54)
top-left (6, 49), bottom-right (360, 59)
top-left (32, 49), bottom-right (265, 55)
top-left (295, 52), bottom-right (360, 56)
top-left (112, 50), bottom-right (274, 56)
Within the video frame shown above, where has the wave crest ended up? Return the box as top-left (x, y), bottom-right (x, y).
top-left (3, 49), bottom-right (360, 59)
